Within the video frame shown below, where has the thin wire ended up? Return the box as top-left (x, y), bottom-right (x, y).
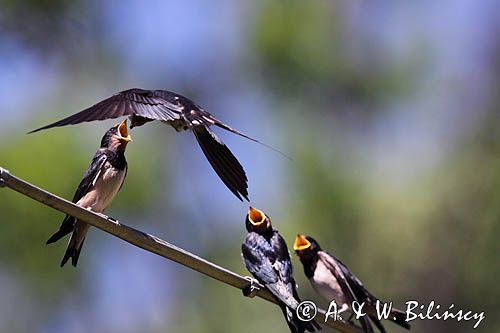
top-left (0, 166), bottom-right (361, 333)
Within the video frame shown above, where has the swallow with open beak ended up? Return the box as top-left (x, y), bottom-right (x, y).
top-left (28, 89), bottom-right (274, 201)
top-left (241, 207), bottom-right (321, 333)
top-left (294, 235), bottom-right (410, 333)
top-left (46, 120), bottom-right (132, 267)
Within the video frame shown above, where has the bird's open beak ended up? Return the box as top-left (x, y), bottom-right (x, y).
top-left (294, 234), bottom-right (311, 251)
top-left (248, 206), bottom-right (265, 226)
top-left (118, 119), bottom-right (132, 142)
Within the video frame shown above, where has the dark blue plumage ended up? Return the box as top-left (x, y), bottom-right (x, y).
top-left (46, 120), bottom-right (131, 267)
top-left (242, 207), bottom-right (321, 333)
top-left (294, 235), bottom-right (410, 333)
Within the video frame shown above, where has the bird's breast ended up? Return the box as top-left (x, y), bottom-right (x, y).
top-left (78, 163), bottom-right (126, 212)
top-left (311, 259), bottom-right (348, 306)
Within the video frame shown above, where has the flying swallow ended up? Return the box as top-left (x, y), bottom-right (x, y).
top-left (29, 88), bottom-right (274, 201)
top-left (46, 120), bottom-right (132, 267)
top-left (241, 207), bottom-right (321, 333)
top-left (294, 235), bottom-right (410, 333)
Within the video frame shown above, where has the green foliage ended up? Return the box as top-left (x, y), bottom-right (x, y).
top-left (252, 1), bottom-right (419, 106)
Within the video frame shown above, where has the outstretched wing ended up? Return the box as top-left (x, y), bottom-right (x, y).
top-left (319, 251), bottom-right (374, 333)
top-left (192, 125), bottom-right (249, 201)
top-left (30, 88), bottom-right (183, 133)
top-left (46, 151), bottom-right (108, 245)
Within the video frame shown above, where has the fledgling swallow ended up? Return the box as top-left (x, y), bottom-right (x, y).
top-left (294, 235), bottom-right (410, 333)
top-left (241, 207), bottom-right (321, 333)
top-left (46, 120), bottom-right (132, 267)
top-left (29, 89), bottom-right (274, 201)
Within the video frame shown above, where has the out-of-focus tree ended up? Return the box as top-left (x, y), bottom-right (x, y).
top-left (0, 1), bottom-right (499, 333)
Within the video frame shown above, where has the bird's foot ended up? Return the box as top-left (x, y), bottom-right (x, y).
top-left (95, 212), bottom-right (117, 223)
top-left (0, 167), bottom-right (9, 187)
top-left (94, 212), bottom-right (108, 219)
top-left (242, 276), bottom-right (261, 298)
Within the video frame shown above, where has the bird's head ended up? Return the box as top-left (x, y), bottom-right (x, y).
top-left (245, 207), bottom-right (272, 233)
top-left (101, 119), bottom-right (132, 151)
top-left (294, 234), bottom-right (321, 259)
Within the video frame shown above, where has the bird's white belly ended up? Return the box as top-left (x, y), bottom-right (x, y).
top-left (162, 119), bottom-right (189, 132)
top-left (311, 260), bottom-right (348, 306)
top-left (78, 164), bottom-right (125, 213)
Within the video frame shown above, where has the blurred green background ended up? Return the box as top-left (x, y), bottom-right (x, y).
top-left (0, 1), bottom-right (498, 332)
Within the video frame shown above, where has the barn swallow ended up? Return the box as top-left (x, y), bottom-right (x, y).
top-left (241, 207), bottom-right (321, 333)
top-left (294, 235), bottom-right (410, 333)
top-left (46, 120), bottom-right (131, 267)
top-left (28, 88), bottom-right (273, 201)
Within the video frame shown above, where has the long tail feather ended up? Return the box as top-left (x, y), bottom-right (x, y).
top-left (213, 120), bottom-right (292, 160)
top-left (369, 315), bottom-right (386, 333)
top-left (60, 221), bottom-right (90, 267)
top-left (279, 303), bottom-right (301, 333)
top-left (391, 308), bottom-right (411, 329)
top-left (46, 215), bottom-right (75, 244)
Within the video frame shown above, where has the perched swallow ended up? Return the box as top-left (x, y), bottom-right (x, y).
top-left (241, 207), bottom-right (321, 333)
top-left (29, 88), bottom-right (270, 201)
top-left (294, 235), bottom-right (410, 333)
top-left (46, 120), bottom-right (132, 267)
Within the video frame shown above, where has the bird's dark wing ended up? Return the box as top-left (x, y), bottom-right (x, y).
top-left (331, 254), bottom-right (385, 308)
top-left (151, 89), bottom-right (261, 143)
top-left (333, 255), bottom-right (410, 330)
top-left (243, 233), bottom-right (320, 333)
top-left (242, 233), bottom-right (299, 309)
top-left (242, 233), bottom-right (279, 284)
top-left (30, 88), bottom-right (182, 133)
top-left (117, 164), bottom-right (128, 193)
top-left (46, 151), bottom-right (107, 244)
top-left (192, 125), bottom-right (249, 201)
top-left (319, 251), bottom-right (374, 333)
top-left (270, 231), bottom-right (305, 309)
top-left (270, 232), bottom-right (294, 284)
top-left (72, 150), bottom-right (108, 203)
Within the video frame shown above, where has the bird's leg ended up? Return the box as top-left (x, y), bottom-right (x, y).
top-left (242, 276), bottom-right (261, 298)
